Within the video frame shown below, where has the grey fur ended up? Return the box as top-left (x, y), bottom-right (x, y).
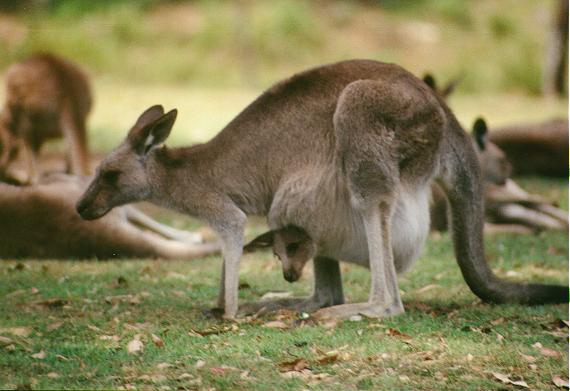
top-left (77, 60), bottom-right (568, 319)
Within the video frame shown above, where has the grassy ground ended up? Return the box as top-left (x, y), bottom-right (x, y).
top-left (0, 177), bottom-right (567, 390)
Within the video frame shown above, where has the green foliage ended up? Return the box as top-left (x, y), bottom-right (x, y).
top-left (0, 0), bottom-right (562, 94)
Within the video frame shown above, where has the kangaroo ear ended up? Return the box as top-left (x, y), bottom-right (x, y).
top-left (472, 117), bottom-right (488, 151)
top-left (129, 108), bottom-right (177, 155)
top-left (243, 231), bottom-right (275, 253)
top-left (422, 73), bottom-right (437, 91)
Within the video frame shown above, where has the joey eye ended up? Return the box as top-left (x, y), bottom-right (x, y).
top-left (102, 170), bottom-right (120, 184)
top-left (286, 243), bottom-right (299, 256)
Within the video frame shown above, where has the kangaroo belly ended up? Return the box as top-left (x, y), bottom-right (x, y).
top-left (269, 170), bottom-right (430, 272)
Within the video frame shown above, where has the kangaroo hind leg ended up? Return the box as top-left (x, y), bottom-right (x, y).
top-left (316, 80), bottom-right (405, 320)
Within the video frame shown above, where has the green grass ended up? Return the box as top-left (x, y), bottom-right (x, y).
top-left (0, 178), bottom-right (567, 390)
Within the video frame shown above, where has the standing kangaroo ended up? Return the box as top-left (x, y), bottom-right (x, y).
top-left (0, 174), bottom-right (218, 260)
top-left (0, 53), bottom-right (92, 183)
top-left (77, 60), bottom-right (567, 320)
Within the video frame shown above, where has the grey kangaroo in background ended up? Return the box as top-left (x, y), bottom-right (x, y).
top-left (0, 54), bottom-right (92, 183)
top-left (0, 174), bottom-right (218, 260)
top-left (77, 60), bottom-right (567, 320)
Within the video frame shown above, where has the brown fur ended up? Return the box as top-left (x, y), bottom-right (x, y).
top-left (0, 53), bottom-right (92, 183)
top-left (0, 174), bottom-right (218, 260)
top-left (489, 119), bottom-right (568, 177)
top-left (77, 60), bottom-right (567, 319)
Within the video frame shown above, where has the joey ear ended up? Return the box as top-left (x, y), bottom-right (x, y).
top-left (422, 73), bottom-right (437, 91)
top-left (472, 117), bottom-right (488, 151)
top-left (130, 109), bottom-right (178, 155)
top-left (243, 231), bottom-right (275, 253)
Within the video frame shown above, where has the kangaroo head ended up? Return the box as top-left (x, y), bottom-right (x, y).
top-left (244, 225), bottom-right (316, 282)
top-left (471, 117), bottom-right (512, 186)
top-left (76, 105), bottom-right (177, 220)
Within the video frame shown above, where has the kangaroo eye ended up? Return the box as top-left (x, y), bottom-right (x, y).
top-left (286, 243), bottom-right (299, 256)
top-left (102, 170), bottom-right (120, 183)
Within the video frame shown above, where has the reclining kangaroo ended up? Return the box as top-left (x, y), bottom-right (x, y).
top-left (0, 53), bottom-right (92, 183)
top-left (431, 118), bottom-right (568, 233)
top-left (0, 174), bottom-right (218, 260)
top-left (77, 60), bottom-right (567, 320)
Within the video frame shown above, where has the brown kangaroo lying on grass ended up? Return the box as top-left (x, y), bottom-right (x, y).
top-left (431, 118), bottom-right (568, 234)
top-left (0, 174), bottom-right (218, 260)
top-left (76, 60), bottom-right (567, 320)
top-left (489, 118), bottom-right (568, 178)
top-left (0, 53), bottom-right (92, 184)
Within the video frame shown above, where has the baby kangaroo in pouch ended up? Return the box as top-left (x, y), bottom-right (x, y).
top-left (77, 60), bottom-right (567, 320)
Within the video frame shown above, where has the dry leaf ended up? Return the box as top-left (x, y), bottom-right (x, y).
top-left (552, 376), bottom-right (569, 388)
top-left (0, 336), bottom-right (14, 345)
top-left (56, 354), bottom-right (69, 361)
top-left (316, 351), bottom-right (339, 365)
top-left (2, 327), bottom-right (32, 337)
top-left (492, 372), bottom-right (529, 388)
top-left (156, 362), bottom-right (171, 370)
top-left (47, 322), bottom-right (63, 331)
top-left (127, 339), bottom-right (144, 355)
top-left (47, 372), bottom-right (59, 379)
top-left (151, 334), bottom-right (164, 348)
top-left (31, 350), bottom-right (46, 359)
top-left (386, 328), bottom-right (413, 342)
top-left (263, 321), bottom-right (288, 329)
top-left (195, 359), bottom-right (206, 369)
top-left (100, 335), bottom-right (120, 341)
top-left (260, 291), bottom-right (293, 300)
top-left (178, 373), bottom-right (193, 380)
top-left (278, 358), bottom-right (310, 372)
top-left (540, 348), bottom-right (562, 358)
top-left (519, 353), bottom-right (536, 363)
top-left (415, 284), bottom-right (440, 294)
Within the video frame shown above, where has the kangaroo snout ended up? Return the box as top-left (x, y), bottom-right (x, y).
top-left (283, 269), bottom-right (300, 283)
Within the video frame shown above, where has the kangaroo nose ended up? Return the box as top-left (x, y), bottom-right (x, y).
top-left (283, 269), bottom-right (299, 283)
top-left (76, 199), bottom-right (89, 217)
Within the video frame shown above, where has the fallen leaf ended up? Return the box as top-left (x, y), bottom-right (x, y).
top-left (316, 351), bottom-right (339, 365)
top-left (415, 284), bottom-right (440, 294)
top-left (2, 327), bottom-right (32, 337)
top-left (0, 336), bottom-right (14, 345)
top-left (156, 362), bottom-right (171, 370)
top-left (490, 317), bottom-right (506, 326)
top-left (278, 358), bottom-right (310, 372)
top-left (260, 291), bottom-right (293, 300)
top-left (552, 376), bottom-right (569, 388)
top-left (151, 334), bottom-right (164, 348)
top-left (263, 321), bottom-right (288, 329)
top-left (492, 372), bottom-right (529, 388)
top-left (195, 359), bottom-right (206, 369)
top-left (30, 287), bottom-right (39, 294)
top-left (519, 353), bottom-right (536, 363)
top-left (47, 372), bottom-right (59, 379)
top-left (55, 354), bottom-right (69, 361)
top-left (127, 339), bottom-right (144, 355)
top-left (210, 367), bottom-right (227, 376)
top-left (47, 322), bottom-right (63, 331)
top-left (178, 373), bottom-right (193, 380)
top-left (540, 347), bottom-right (561, 358)
top-left (386, 328), bottom-right (413, 342)
top-left (31, 350), bottom-right (46, 359)
top-left (100, 335), bottom-right (120, 341)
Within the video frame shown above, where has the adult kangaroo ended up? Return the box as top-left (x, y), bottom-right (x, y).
top-left (0, 53), bottom-right (92, 183)
top-left (76, 60), bottom-right (568, 319)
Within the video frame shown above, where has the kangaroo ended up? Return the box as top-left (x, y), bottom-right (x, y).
top-left (0, 53), bottom-right (92, 183)
top-left (0, 174), bottom-right (218, 260)
top-left (432, 118), bottom-right (568, 233)
top-left (489, 119), bottom-right (568, 178)
top-left (248, 118), bottom-right (567, 286)
top-left (76, 60), bottom-right (567, 320)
